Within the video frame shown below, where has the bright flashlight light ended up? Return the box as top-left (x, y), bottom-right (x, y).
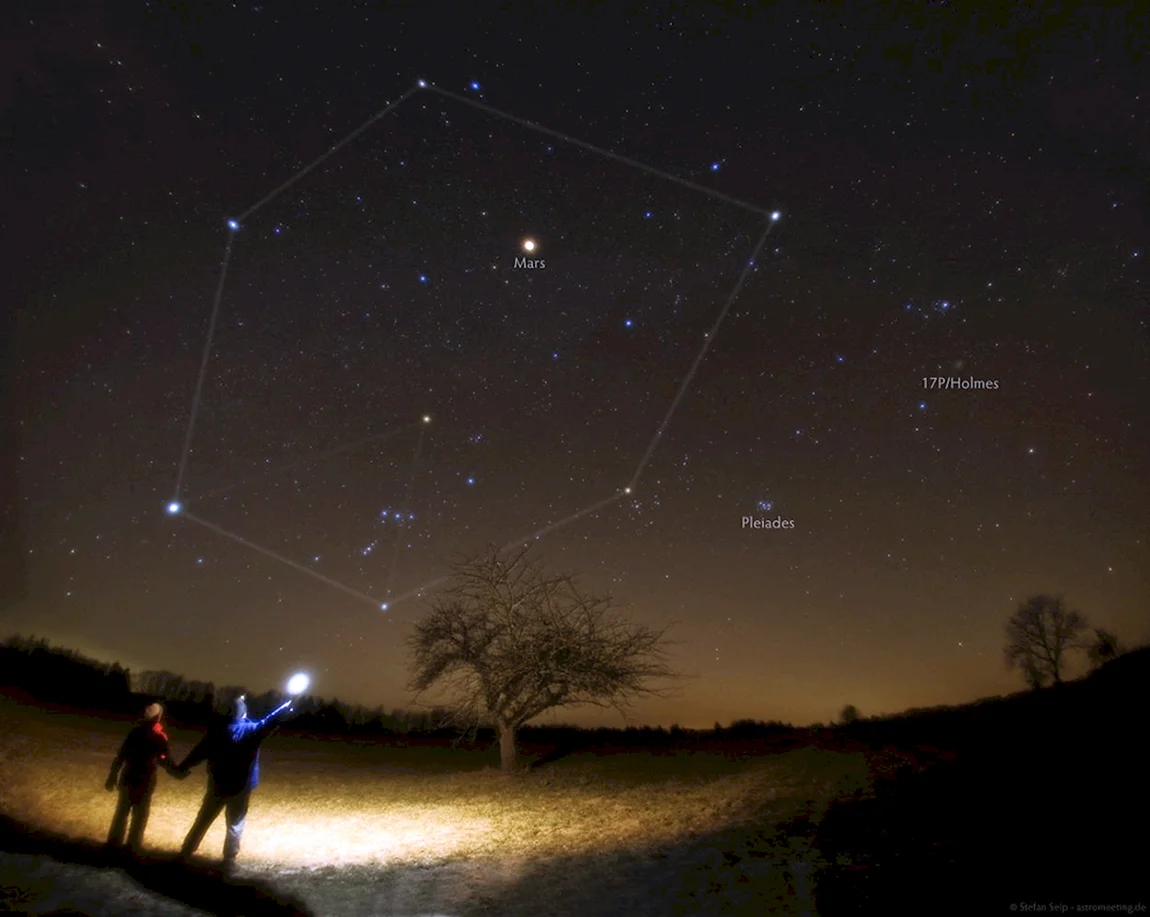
top-left (286, 673), bottom-right (310, 695)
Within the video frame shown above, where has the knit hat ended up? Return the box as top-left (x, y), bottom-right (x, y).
top-left (144, 703), bottom-right (163, 721)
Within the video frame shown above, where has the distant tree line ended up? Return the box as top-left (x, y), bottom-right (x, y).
top-left (0, 635), bottom-right (459, 738)
top-left (0, 634), bottom-right (802, 747)
top-left (128, 667), bottom-right (460, 736)
top-left (0, 634), bottom-right (131, 711)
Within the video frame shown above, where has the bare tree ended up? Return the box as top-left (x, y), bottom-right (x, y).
top-left (1004, 594), bottom-right (1089, 687)
top-left (1021, 656), bottom-right (1047, 691)
top-left (1085, 628), bottom-right (1122, 671)
top-left (408, 544), bottom-right (679, 772)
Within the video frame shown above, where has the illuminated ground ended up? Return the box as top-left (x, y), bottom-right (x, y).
top-left (0, 698), bottom-right (898, 915)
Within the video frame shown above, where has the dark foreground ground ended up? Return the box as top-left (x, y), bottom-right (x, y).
top-left (1, 653), bottom-right (1146, 915)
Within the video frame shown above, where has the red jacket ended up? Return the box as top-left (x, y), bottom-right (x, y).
top-left (109, 720), bottom-right (176, 789)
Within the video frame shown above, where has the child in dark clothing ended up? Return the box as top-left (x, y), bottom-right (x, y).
top-left (105, 702), bottom-right (186, 852)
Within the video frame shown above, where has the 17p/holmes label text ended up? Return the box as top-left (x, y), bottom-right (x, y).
top-left (923, 377), bottom-right (999, 390)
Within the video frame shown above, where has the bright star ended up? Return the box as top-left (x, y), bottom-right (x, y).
top-left (166, 502), bottom-right (181, 515)
top-left (417, 79), bottom-right (427, 88)
top-left (422, 414), bottom-right (432, 424)
top-left (624, 318), bottom-right (633, 327)
top-left (770, 211), bottom-right (781, 221)
top-left (710, 162), bottom-right (720, 172)
top-left (419, 274), bottom-right (428, 284)
top-left (522, 238), bottom-right (536, 253)
top-left (380, 602), bottom-right (389, 611)
top-left (466, 477), bottom-right (475, 485)
top-left (227, 219), bottom-right (239, 231)
top-left (469, 81), bottom-right (480, 91)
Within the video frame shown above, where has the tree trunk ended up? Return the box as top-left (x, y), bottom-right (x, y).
top-left (498, 721), bottom-right (519, 772)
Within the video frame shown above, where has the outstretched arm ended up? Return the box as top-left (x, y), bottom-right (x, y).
top-left (255, 701), bottom-right (293, 737)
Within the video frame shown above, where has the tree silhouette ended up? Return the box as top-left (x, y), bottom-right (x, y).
top-left (1021, 656), bottom-right (1047, 691)
top-left (1085, 628), bottom-right (1122, 671)
top-left (408, 544), bottom-right (678, 772)
top-left (1004, 594), bottom-right (1089, 687)
top-left (839, 703), bottom-right (861, 724)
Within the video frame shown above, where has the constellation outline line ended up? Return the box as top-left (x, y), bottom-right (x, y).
top-left (170, 78), bottom-right (782, 613)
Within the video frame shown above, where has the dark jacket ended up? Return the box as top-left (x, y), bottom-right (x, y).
top-left (180, 707), bottom-right (288, 796)
top-left (109, 720), bottom-right (176, 789)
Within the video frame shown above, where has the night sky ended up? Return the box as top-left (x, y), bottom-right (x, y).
top-left (4, 3), bottom-right (1148, 728)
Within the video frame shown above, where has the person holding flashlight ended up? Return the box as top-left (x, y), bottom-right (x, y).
top-left (176, 691), bottom-right (293, 869)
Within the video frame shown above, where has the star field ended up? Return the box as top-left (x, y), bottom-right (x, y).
top-left (4, 3), bottom-right (1147, 727)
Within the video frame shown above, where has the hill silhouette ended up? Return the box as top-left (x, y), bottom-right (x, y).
top-left (812, 647), bottom-right (1148, 911)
